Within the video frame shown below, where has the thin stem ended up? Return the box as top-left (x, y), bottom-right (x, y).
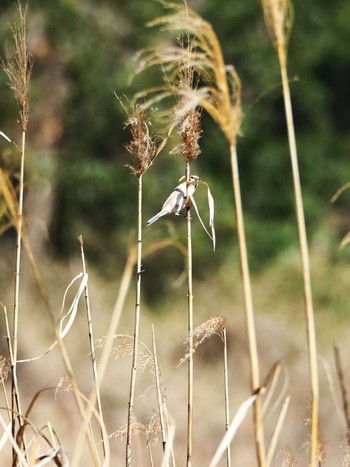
top-left (152, 324), bottom-right (167, 456)
top-left (79, 235), bottom-right (107, 458)
top-left (72, 249), bottom-right (135, 466)
top-left (230, 144), bottom-right (266, 466)
top-left (186, 162), bottom-right (194, 467)
top-left (58, 336), bottom-right (101, 467)
top-left (3, 307), bottom-right (13, 422)
top-left (126, 174), bottom-right (143, 467)
top-left (11, 128), bottom-right (26, 442)
top-left (334, 345), bottom-right (350, 431)
top-left (279, 53), bottom-right (319, 467)
top-left (223, 328), bottom-right (231, 467)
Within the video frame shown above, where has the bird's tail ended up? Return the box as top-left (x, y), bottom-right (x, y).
top-left (147, 211), bottom-right (166, 226)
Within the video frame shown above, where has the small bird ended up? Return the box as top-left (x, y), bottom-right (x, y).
top-left (147, 175), bottom-right (199, 226)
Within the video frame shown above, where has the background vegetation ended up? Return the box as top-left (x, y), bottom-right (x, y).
top-left (1, 1), bottom-right (350, 465)
top-left (1, 0), bottom-right (350, 286)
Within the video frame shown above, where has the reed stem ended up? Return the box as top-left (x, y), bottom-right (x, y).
top-left (279, 55), bottom-right (319, 467)
top-left (126, 174), bottom-right (143, 467)
top-left (11, 129), bottom-right (26, 444)
top-left (186, 162), bottom-right (194, 467)
top-left (79, 235), bottom-right (107, 458)
top-left (223, 328), bottom-right (231, 467)
top-left (230, 143), bottom-right (266, 466)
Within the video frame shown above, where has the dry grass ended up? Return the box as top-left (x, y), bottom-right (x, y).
top-left (1, 2), bottom-right (350, 467)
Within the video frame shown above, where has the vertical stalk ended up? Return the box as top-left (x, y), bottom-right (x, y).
top-left (151, 324), bottom-right (167, 456)
top-left (126, 174), bottom-right (143, 467)
top-left (72, 249), bottom-right (135, 466)
top-left (79, 236), bottom-right (107, 458)
top-left (230, 144), bottom-right (266, 466)
top-left (11, 129), bottom-right (26, 440)
top-left (279, 56), bottom-right (319, 466)
top-left (223, 328), bottom-right (231, 467)
top-left (185, 162), bottom-right (194, 467)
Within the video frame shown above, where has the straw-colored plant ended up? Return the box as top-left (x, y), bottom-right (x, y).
top-left (123, 103), bottom-right (160, 467)
top-left (260, 0), bottom-right (319, 465)
top-left (1, 0), bottom-right (33, 447)
top-left (136, 2), bottom-right (266, 464)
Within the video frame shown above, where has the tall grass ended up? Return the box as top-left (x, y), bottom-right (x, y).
top-left (138, 3), bottom-right (266, 464)
top-left (124, 104), bottom-right (159, 466)
top-left (0, 2), bottom-right (348, 466)
top-left (261, 0), bottom-right (319, 464)
top-left (2, 1), bottom-right (33, 451)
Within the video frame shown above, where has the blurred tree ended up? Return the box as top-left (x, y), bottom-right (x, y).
top-left (0, 0), bottom-right (349, 292)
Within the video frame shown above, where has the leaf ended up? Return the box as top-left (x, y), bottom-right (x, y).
top-left (58, 272), bottom-right (88, 339)
top-left (0, 131), bottom-right (11, 143)
top-left (207, 184), bottom-right (216, 251)
top-left (189, 179), bottom-right (216, 251)
top-left (190, 195), bottom-right (213, 243)
top-left (208, 394), bottom-right (258, 467)
top-left (0, 421), bottom-right (11, 451)
top-left (0, 414), bottom-right (29, 466)
top-left (17, 273), bottom-right (88, 363)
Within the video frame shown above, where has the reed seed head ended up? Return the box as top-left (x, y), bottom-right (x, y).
top-left (138, 2), bottom-right (243, 146)
top-left (125, 105), bottom-right (159, 177)
top-left (170, 65), bottom-right (203, 162)
top-left (2, 2), bottom-right (33, 131)
top-left (180, 316), bottom-right (226, 364)
top-left (261, 0), bottom-right (294, 60)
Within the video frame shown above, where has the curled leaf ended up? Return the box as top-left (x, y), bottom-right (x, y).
top-left (209, 394), bottom-right (258, 467)
top-left (189, 179), bottom-right (216, 251)
top-left (17, 273), bottom-right (88, 363)
top-left (0, 131), bottom-right (11, 143)
top-left (58, 272), bottom-right (88, 339)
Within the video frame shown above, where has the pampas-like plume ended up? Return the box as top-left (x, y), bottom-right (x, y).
top-left (125, 104), bottom-right (160, 177)
top-left (2, 2), bottom-right (33, 449)
top-left (261, 1), bottom-right (319, 465)
top-left (123, 103), bottom-right (165, 467)
top-left (2, 3), bottom-right (33, 132)
top-left (137, 2), bottom-right (242, 146)
top-left (136, 3), bottom-right (265, 464)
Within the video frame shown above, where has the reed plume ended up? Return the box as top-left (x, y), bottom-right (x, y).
top-left (261, 1), bottom-right (319, 464)
top-left (124, 103), bottom-right (159, 467)
top-left (2, 1), bottom-right (33, 450)
top-left (137, 3), bottom-right (266, 464)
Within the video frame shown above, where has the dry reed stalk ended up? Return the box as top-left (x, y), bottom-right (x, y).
top-left (137, 4), bottom-right (266, 463)
top-left (223, 327), bottom-right (231, 467)
top-left (181, 317), bottom-right (230, 465)
top-left (171, 63), bottom-right (202, 467)
top-left (78, 234), bottom-right (107, 459)
top-left (2, 2), bottom-right (33, 450)
top-left (151, 325), bottom-right (168, 456)
top-left (126, 172), bottom-right (143, 467)
top-left (334, 345), bottom-right (350, 431)
top-left (60, 336), bottom-right (102, 467)
top-left (72, 249), bottom-right (135, 466)
top-left (261, 1), bottom-right (319, 464)
top-left (185, 161), bottom-right (194, 467)
top-left (266, 396), bottom-right (290, 467)
top-left (124, 105), bottom-right (159, 467)
top-left (1, 308), bottom-right (12, 422)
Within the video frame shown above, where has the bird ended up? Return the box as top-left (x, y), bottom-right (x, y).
top-left (147, 175), bottom-right (199, 226)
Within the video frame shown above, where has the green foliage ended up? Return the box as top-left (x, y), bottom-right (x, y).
top-left (1, 0), bottom-right (349, 291)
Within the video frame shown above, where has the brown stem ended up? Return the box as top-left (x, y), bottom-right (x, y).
top-left (186, 162), bottom-right (194, 467)
top-left (230, 143), bottom-right (266, 466)
top-left (126, 174), bottom-right (143, 467)
top-left (279, 50), bottom-right (319, 467)
top-left (11, 129), bottom-right (26, 447)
